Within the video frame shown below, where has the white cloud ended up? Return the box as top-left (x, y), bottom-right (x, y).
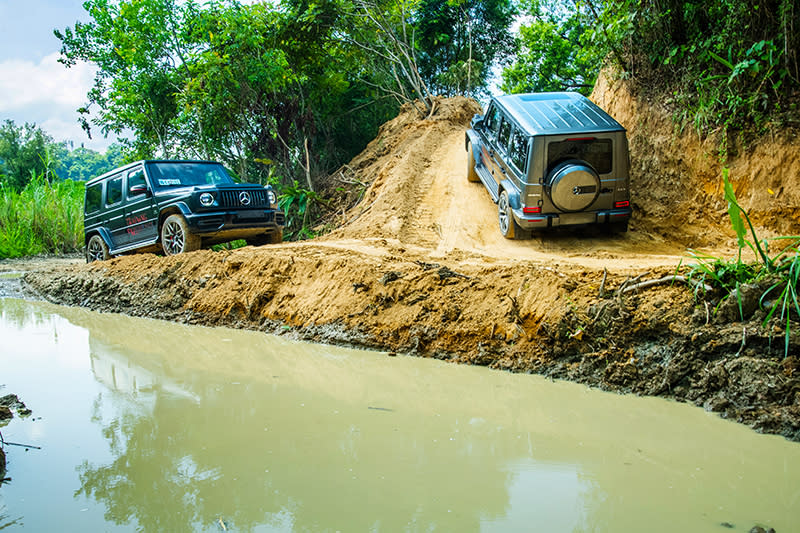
top-left (0, 52), bottom-right (93, 111)
top-left (0, 52), bottom-right (120, 151)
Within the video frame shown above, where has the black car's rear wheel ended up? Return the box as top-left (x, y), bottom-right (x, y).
top-left (86, 234), bottom-right (110, 263)
top-left (161, 214), bottom-right (200, 255)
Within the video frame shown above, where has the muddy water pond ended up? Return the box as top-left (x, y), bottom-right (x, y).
top-left (0, 299), bottom-right (798, 532)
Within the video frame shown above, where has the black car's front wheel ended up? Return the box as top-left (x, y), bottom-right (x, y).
top-left (246, 229), bottom-right (283, 247)
top-left (161, 214), bottom-right (201, 255)
top-left (467, 142), bottom-right (480, 183)
top-left (86, 234), bottom-right (110, 263)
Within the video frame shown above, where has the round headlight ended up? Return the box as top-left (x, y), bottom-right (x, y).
top-left (267, 190), bottom-right (277, 205)
top-left (199, 192), bottom-right (214, 206)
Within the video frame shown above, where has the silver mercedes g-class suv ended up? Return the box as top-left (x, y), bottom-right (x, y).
top-left (465, 92), bottom-right (632, 238)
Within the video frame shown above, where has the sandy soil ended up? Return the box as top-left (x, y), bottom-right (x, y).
top-left (17, 78), bottom-right (800, 441)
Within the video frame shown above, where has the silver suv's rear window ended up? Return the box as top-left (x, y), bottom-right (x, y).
top-left (547, 138), bottom-right (612, 175)
top-left (146, 162), bottom-right (233, 188)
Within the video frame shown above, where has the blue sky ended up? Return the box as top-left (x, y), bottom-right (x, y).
top-left (0, 0), bottom-right (116, 151)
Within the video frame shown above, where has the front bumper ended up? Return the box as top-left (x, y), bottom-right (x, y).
top-left (514, 207), bottom-right (632, 230)
top-left (185, 209), bottom-right (285, 238)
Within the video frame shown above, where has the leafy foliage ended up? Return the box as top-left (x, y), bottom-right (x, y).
top-left (0, 121), bottom-right (57, 191)
top-left (502, 0), bottom-right (605, 95)
top-left (55, 0), bottom-right (403, 237)
top-left (602, 0), bottom-right (800, 135)
top-left (415, 0), bottom-right (516, 97)
top-left (54, 143), bottom-right (126, 182)
top-left (0, 120), bottom-right (124, 190)
top-left (686, 170), bottom-right (800, 356)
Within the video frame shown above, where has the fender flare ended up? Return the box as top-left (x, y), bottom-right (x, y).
top-left (465, 130), bottom-right (481, 160)
top-left (86, 227), bottom-right (113, 247)
top-left (499, 179), bottom-right (522, 210)
top-left (158, 202), bottom-right (192, 227)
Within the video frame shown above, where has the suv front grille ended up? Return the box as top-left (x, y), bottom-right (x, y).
top-left (218, 189), bottom-right (269, 208)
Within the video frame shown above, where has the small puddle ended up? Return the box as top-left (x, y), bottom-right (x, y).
top-left (0, 298), bottom-right (798, 532)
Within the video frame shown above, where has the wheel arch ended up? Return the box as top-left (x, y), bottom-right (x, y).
top-left (499, 179), bottom-right (522, 210)
top-left (157, 203), bottom-right (191, 235)
top-left (84, 227), bottom-right (113, 248)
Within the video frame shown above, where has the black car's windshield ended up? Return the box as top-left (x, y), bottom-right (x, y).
top-left (146, 162), bottom-right (233, 188)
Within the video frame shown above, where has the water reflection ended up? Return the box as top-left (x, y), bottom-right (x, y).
top-left (2, 299), bottom-right (799, 532)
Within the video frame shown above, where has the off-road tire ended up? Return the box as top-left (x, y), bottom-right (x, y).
top-left (86, 234), bottom-right (110, 263)
top-left (498, 190), bottom-right (527, 239)
top-left (467, 142), bottom-right (480, 183)
top-left (268, 228), bottom-right (283, 244)
top-left (607, 221), bottom-right (629, 233)
top-left (161, 214), bottom-right (201, 255)
top-left (246, 229), bottom-right (283, 246)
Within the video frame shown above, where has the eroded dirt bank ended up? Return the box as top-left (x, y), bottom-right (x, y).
top-left (19, 87), bottom-right (800, 441)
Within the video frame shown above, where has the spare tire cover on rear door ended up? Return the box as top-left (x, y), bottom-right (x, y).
top-left (547, 159), bottom-right (600, 212)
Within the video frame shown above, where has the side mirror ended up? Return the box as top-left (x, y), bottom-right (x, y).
top-left (471, 114), bottom-right (484, 129)
top-left (129, 184), bottom-right (149, 196)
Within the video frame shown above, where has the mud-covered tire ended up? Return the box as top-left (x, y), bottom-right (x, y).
top-left (246, 229), bottom-right (283, 246)
top-left (467, 142), bottom-right (480, 183)
top-left (607, 221), bottom-right (629, 233)
top-left (268, 228), bottom-right (283, 244)
top-left (86, 234), bottom-right (110, 263)
top-left (498, 190), bottom-right (527, 239)
top-left (161, 214), bottom-right (200, 255)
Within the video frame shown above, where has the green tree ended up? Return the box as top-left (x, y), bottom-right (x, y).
top-left (0, 120), bottom-right (58, 191)
top-left (592, 0), bottom-right (800, 133)
top-left (415, 0), bottom-right (516, 96)
top-left (56, 0), bottom-right (399, 237)
top-left (54, 143), bottom-right (126, 181)
top-left (501, 0), bottom-right (605, 96)
top-left (55, 0), bottom-right (197, 157)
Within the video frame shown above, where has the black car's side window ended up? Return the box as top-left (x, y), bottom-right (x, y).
top-left (106, 175), bottom-right (123, 206)
top-left (85, 183), bottom-right (102, 213)
top-left (127, 168), bottom-right (146, 198)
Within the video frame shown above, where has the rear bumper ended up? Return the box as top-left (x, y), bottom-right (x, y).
top-left (514, 207), bottom-right (632, 230)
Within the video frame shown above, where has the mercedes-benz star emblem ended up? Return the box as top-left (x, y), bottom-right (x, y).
top-left (239, 191), bottom-right (251, 206)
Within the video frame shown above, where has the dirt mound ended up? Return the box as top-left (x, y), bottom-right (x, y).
top-left (18, 84), bottom-right (800, 441)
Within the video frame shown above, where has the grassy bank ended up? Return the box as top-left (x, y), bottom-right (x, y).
top-left (0, 176), bottom-right (84, 259)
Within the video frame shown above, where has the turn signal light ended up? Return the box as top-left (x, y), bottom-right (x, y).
top-left (523, 206), bottom-right (542, 214)
top-left (614, 200), bottom-right (630, 208)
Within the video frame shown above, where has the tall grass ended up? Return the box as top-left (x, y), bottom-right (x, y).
top-left (0, 174), bottom-right (85, 259)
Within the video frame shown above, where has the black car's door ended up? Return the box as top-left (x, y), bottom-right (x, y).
top-left (122, 165), bottom-right (159, 245)
top-left (104, 173), bottom-right (128, 249)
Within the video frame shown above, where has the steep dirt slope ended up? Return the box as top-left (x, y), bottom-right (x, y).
top-left (21, 87), bottom-right (800, 441)
top-left (593, 71), bottom-right (800, 243)
top-left (325, 96), bottom-right (697, 270)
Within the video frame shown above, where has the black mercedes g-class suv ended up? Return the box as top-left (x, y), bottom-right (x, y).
top-left (466, 92), bottom-right (632, 238)
top-left (84, 160), bottom-right (284, 262)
